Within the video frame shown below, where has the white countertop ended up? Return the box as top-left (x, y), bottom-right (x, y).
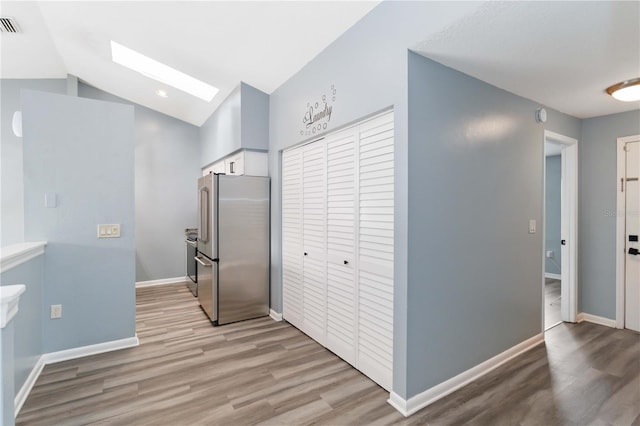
top-left (0, 284), bottom-right (25, 328)
top-left (0, 242), bottom-right (47, 273)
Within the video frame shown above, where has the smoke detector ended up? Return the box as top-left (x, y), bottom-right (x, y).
top-left (0, 17), bottom-right (20, 33)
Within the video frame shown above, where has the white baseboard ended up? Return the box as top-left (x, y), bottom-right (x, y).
top-left (544, 273), bottom-right (561, 280)
top-left (270, 309), bottom-right (283, 322)
top-left (44, 336), bottom-right (139, 364)
top-left (14, 335), bottom-right (138, 417)
top-left (135, 276), bottom-right (186, 288)
top-left (577, 313), bottom-right (616, 328)
top-left (387, 333), bottom-right (544, 417)
top-left (14, 355), bottom-right (45, 415)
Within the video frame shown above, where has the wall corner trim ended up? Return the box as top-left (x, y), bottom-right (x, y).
top-left (135, 277), bottom-right (186, 288)
top-left (576, 313), bottom-right (617, 328)
top-left (387, 392), bottom-right (410, 417)
top-left (14, 335), bottom-right (139, 417)
top-left (269, 309), bottom-right (283, 322)
top-left (387, 333), bottom-right (544, 417)
top-left (14, 355), bottom-right (46, 415)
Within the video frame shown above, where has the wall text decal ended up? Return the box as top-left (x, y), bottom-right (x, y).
top-left (300, 85), bottom-right (336, 137)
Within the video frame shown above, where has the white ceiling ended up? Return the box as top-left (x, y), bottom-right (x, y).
top-left (414, 1), bottom-right (640, 119)
top-left (1, 1), bottom-right (380, 126)
top-left (1, 1), bottom-right (638, 126)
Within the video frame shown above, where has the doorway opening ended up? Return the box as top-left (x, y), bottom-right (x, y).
top-left (543, 131), bottom-right (578, 331)
top-left (616, 135), bottom-right (640, 332)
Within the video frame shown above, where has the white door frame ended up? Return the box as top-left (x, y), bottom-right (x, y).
top-left (616, 134), bottom-right (640, 329)
top-left (543, 130), bottom-right (578, 327)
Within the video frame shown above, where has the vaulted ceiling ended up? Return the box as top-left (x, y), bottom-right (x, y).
top-left (1, 1), bottom-right (380, 125)
top-left (2, 1), bottom-right (638, 126)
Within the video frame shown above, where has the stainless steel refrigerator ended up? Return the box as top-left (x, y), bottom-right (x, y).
top-left (196, 173), bottom-right (270, 325)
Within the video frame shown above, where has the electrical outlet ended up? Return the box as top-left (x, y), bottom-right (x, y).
top-left (546, 250), bottom-right (554, 258)
top-left (50, 304), bottom-right (62, 319)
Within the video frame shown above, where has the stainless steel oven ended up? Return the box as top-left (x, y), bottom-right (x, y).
top-left (186, 236), bottom-right (198, 296)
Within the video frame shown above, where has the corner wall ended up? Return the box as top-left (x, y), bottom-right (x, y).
top-left (406, 52), bottom-right (581, 397)
top-left (200, 86), bottom-right (242, 167)
top-left (269, 1), bottom-right (487, 399)
top-left (78, 83), bottom-right (201, 282)
top-left (22, 90), bottom-right (135, 352)
top-left (0, 79), bottom-right (66, 247)
top-left (240, 83), bottom-right (270, 152)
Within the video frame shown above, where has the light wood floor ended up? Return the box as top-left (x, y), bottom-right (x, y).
top-left (17, 283), bottom-right (640, 425)
top-left (545, 278), bottom-right (562, 328)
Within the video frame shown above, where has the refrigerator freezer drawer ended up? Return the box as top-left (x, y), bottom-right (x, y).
top-left (195, 255), bottom-right (217, 323)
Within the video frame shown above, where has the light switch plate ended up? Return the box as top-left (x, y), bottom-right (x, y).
top-left (529, 219), bottom-right (536, 234)
top-left (98, 224), bottom-right (121, 238)
top-left (50, 304), bottom-right (62, 319)
top-left (45, 192), bottom-right (57, 208)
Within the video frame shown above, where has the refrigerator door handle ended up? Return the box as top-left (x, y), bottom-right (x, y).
top-left (195, 256), bottom-right (212, 267)
top-left (199, 187), bottom-right (209, 243)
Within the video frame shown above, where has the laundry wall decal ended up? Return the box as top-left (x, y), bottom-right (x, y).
top-left (300, 85), bottom-right (337, 137)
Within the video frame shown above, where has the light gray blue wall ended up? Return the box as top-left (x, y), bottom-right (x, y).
top-left (200, 86), bottom-right (242, 167)
top-left (269, 1), bottom-right (484, 399)
top-left (240, 82), bottom-right (270, 151)
top-left (580, 109), bottom-right (640, 318)
top-left (0, 79), bottom-right (66, 247)
top-left (22, 90), bottom-right (136, 352)
top-left (405, 53), bottom-right (582, 397)
top-left (78, 83), bottom-right (201, 282)
top-left (0, 257), bottom-right (44, 395)
top-left (545, 155), bottom-right (562, 275)
top-left (200, 82), bottom-right (270, 168)
top-left (545, 108), bottom-right (582, 140)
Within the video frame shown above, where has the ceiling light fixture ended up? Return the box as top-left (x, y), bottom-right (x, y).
top-left (111, 41), bottom-right (218, 102)
top-left (605, 78), bottom-right (640, 102)
top-left (155, 89), bottom-right (168, 98)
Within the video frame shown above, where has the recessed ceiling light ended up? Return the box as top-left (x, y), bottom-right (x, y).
top-left (111, 41), bottom-right (219, 102)
top-left (155, 89), bottom-right (168, 98)
top-left (606, 78), bottom-right (640, 102)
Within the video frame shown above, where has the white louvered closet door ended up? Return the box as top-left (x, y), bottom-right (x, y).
top-left (357, 111), bottom-right (394, 391)
top-left (301, 141), bottom-right (327, 345)
top-left (280, 110), bottom-right (394, 393)
top-left (281, 148), bottom-right (304, 329)
top-left (325, 128), bottom-right (357, 366)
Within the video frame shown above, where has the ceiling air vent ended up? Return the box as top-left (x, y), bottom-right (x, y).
top-left (0, 17), bottom-right (20, 33)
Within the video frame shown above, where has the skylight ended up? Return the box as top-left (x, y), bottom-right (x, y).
top-left (111, 41), bottom-right (218, 102)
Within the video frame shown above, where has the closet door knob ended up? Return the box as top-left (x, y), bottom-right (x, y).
top-left (344, 260), bottom-right (349, 265)
top-left (304, 252), bottom-right (308, 256)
